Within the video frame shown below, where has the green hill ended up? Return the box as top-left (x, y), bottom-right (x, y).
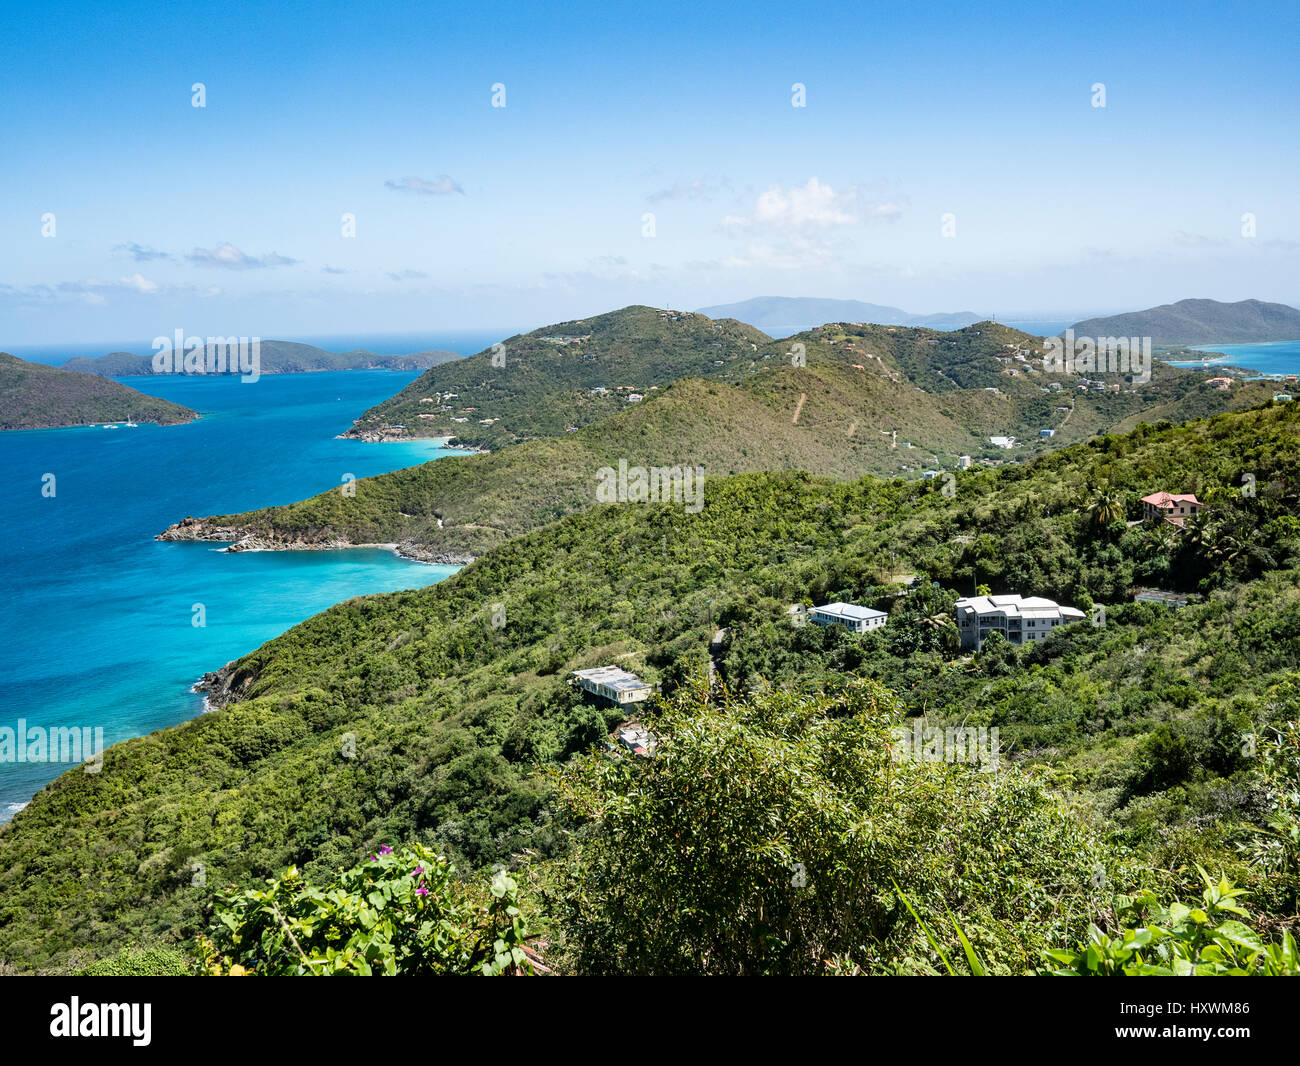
top-left (156, 318), bottom-right (1271, 562)
top-left (59, 340), bottom-right (462, 377)
top-left (1070, 298), bottom-right (1300, 346)
top-left (4, 400), bottom-right (1300, 970)
top-left (345, 305), bottom-right (775, 445)
top-left (0, 352), bottom-right (197, 431)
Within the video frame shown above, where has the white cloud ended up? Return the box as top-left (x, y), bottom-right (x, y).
top-left (188, 243), bottom-right (299, 270)
top-left (721, 178), bottom-right (906, 232)
top-left (119, 273), bottom-right (158, 294)
top-left (385, 175), bottom-right (464, 196)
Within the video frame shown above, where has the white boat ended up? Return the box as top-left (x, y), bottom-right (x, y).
top-left (104, 424), bottom-right (119, 429)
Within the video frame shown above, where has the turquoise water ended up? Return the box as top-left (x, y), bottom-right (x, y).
top-left (0, 370), bottom-right (466, 819)
top-left (1169, 340), bottom-right (1300, 377)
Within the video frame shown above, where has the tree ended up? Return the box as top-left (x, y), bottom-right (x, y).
top-left (550, 680), bottom-right (1116, 975)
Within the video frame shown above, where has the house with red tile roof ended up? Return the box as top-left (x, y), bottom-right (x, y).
top-left (1141, 491), bottom-right (1202, 527)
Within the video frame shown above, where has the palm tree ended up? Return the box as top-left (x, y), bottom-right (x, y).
top-left (1088, 484), bottom-right (1126, 529)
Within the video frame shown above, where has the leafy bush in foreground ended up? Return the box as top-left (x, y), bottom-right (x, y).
top-left (201, 844), bottom-right (531, 975)
top-left (549, 680), bottom-right (1126, 975)
top-left (1045, 869), bottom-right (1299, 975)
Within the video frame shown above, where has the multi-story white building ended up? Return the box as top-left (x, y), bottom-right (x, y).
top-left (954, 594), bottom-right (1085, 650)
top-left (571, 666), bottom-right (652, 704)
top-left (809, 602), bottom-right (888, 634)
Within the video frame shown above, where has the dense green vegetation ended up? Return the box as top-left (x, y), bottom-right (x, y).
top-left (548, 680), bottom-right (1123, 975)
top-left (200, 844), bottom-right (532, 975)
top-left (0, 352), bottom-right (197, 431)
top-left (1070, 297), bottom-right (1300, 346)
top-left (1045, 871), bottom-right (1299, 976)
top-left (347, 305), bottom-right (775, 446)
top-left (3, 400), bottom-right (1299, 973)
top-left (157, 314), bottom-right (1270, 561)
top-left (58, 340), bottom-right (461, 377)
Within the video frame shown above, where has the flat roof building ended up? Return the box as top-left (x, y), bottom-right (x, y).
top-left (954, 594), bottom-right (1085, 651)
top-left (571, 666), bottom-right (652, 704)
top-left (809, 602), bottom-right (888, 634)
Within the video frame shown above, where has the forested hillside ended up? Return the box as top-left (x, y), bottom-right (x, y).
top-left (4, 400), bottom-right (1299, 972)
top-left (157, 315), bottom-right (1271, 561)
top-left (0, 352), bottom-right (197, 430)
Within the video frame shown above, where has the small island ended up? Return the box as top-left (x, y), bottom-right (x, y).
top-left (0, 352), bottom-right (198, 431)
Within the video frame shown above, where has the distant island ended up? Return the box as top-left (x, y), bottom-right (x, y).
top-left (1068, 298), bottom-right (1300, 347)
top-left (695, 296), bottom-right (982, 336)
top-left (0, 352), bottom-right (197, 431)
top-left (59, 340), bottom-right (463, 377)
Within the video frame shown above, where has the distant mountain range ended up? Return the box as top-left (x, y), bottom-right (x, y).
top-left (1068, 299), bottom-right (1300, 347)
top-left (59, 340), bottom-right (463, 377)
top-left (0, 353), bottom-right (197, 431)
top-left (695, 297), bottom-right (982, 335)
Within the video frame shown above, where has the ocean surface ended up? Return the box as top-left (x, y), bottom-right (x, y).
top-left (1170, 340), bottom-right (1300, 377)
top-left (0, 369), bottom-right (471, 820)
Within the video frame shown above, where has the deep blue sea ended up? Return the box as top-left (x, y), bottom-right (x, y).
top-left (1170, 340), bottom-right (1300, 377)
top-left (0, 369), bottom-right (472, 819)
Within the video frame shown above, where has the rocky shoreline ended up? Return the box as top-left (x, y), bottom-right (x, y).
top-left (340, 427), bottom-right (489, 453)
top-left (192, 662), bottom-right (250, 711)
top-left (156, 516), bottom-right (476, 566)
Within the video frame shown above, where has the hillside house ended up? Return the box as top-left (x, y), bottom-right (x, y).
top-left (1141, 491), bottom-right (1202, 527)
top-left (572, 666), bottom-right (652, 705)
top-left (954, 594), bottom-right (1085, 651)
top-left (1206, 377), bottom-right (1233, 390)
top-left (809, 602), bottom-right (888, 634)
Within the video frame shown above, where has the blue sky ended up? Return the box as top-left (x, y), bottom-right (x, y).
top-left (2, 0), bottom-right (1298, 344)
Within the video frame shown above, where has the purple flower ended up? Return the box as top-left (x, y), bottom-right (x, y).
top-left (379, 845), bottom-right (393, 855)
top-left (412, 866), bottom-right (424, 876)
top-left (416, 886), bottom-right (429, 896)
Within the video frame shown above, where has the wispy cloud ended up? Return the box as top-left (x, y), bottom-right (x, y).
top-left (1171, 230), bottom-right (1228, 249)
top-left (386, 269), bottom-right (429, 281)
top-left (113, 242), bottom-right (174, 262)
top-left (385, 175), bottom-right (464, 196)
top-left (188, 243), bottom-right (299, 270)
top-left (0, 275), bottom-right (167, 307)
top-left (321, 265), bottom-right (352, 274)
top-left (646, 177), bottom-right (734, 204)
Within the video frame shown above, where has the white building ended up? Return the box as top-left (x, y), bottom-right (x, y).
top-left (571, 666), bottom-right (652, 704)
top-left (809, 602), bottom-right (888, 634)
top-left (954, 594), bottom-right (1085, 650)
